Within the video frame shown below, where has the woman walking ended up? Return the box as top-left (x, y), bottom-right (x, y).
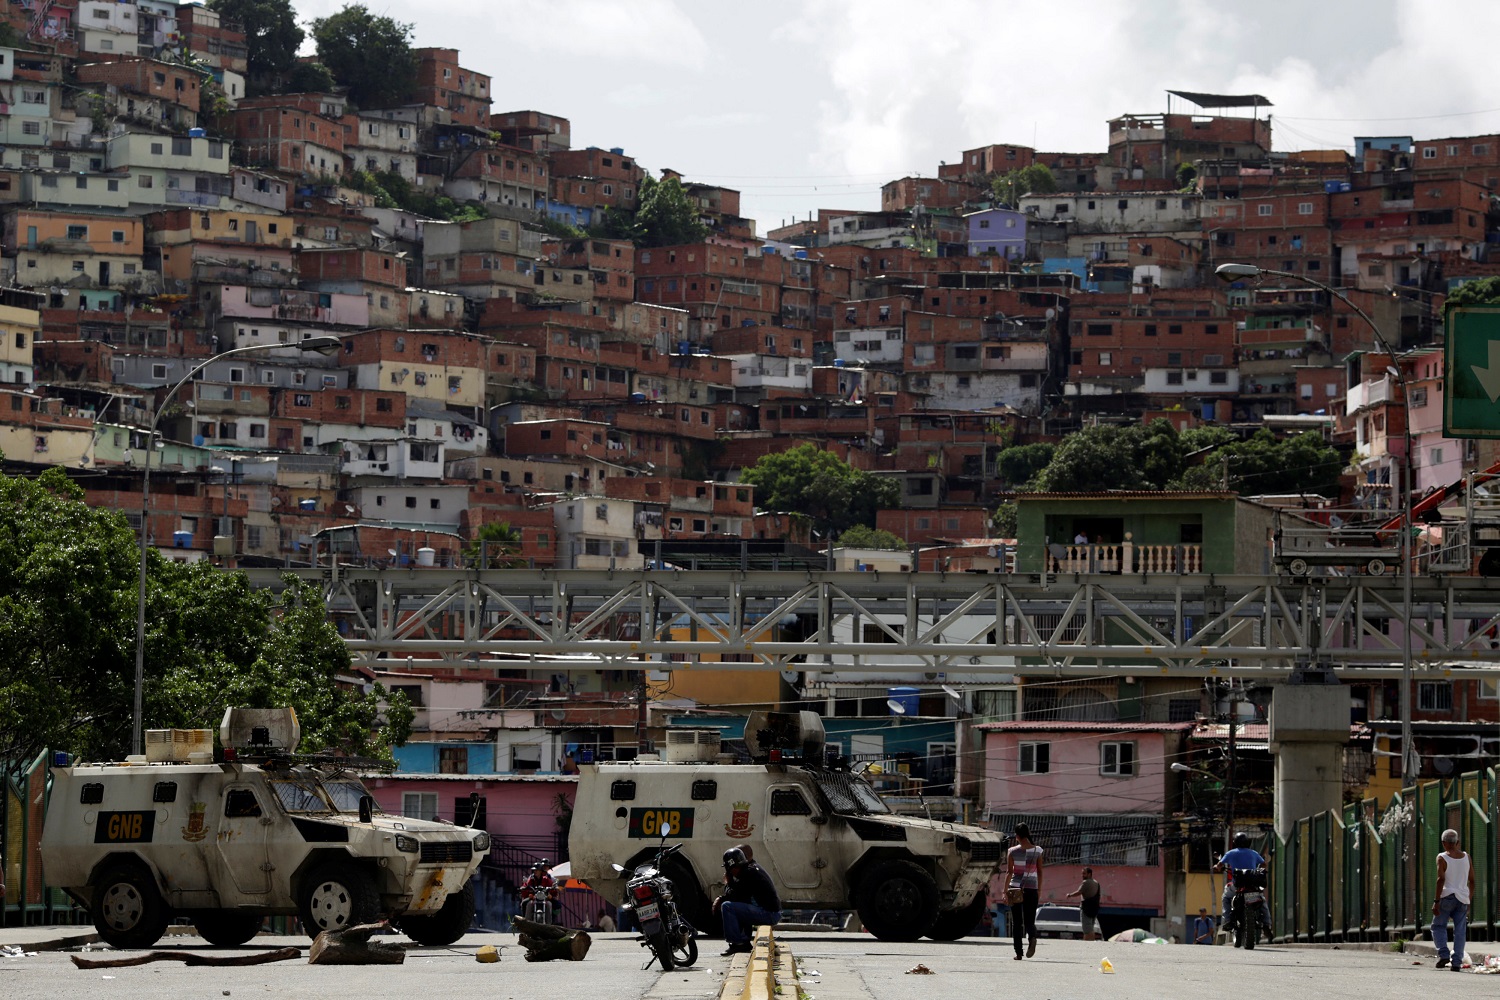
top-left (1005, 822), bottom-right (1044, 960)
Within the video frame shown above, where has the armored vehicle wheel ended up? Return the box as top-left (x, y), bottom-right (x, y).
top-left (92, 864), bottom-right (170, 948)
top-left (194, 910), bottom-right (264, 946)
top-left (300, 862), bottom-right (379, 938)
top-left (855, 859), bottom-right (939, 942)
top-left (398, 882), bottom-right (475, 946)
top-left (663, 857), bottom-right (715, 935)
top-left (925, 894), bottom-right (987, 941)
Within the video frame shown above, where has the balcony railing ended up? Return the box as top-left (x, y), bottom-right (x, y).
top-left (1046, 539), bottom-right (1203, 575)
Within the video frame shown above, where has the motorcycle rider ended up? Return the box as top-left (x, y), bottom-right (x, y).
top-left (520, 859), bottom-right (558, 916)
top-left (1212, 832), bottom-right (1271, 940)
top-left (713, 847), bottom-right (781, 956)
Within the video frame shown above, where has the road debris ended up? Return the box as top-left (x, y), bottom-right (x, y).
top-left (905, 963), bottom-right (934, 974)
top-left (308, 923), bottom-right (405, 966)
top-left (476, 945), bottom-right (500, 963)
top-left (71, 948), bottom-right (301, 969)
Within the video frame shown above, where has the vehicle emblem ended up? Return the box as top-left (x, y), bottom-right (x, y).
top-left (724, 801), bottom-right (755, 839)
top-left (181, 801), bottom-right (208, 842)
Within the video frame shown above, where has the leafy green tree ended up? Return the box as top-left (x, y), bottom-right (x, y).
top-left (1446, 276), bottom-right (1500, 307)
top-left (836, 525), bottom-right (907, 550)
top-left (995, 442), bottom-right (1054, 489)
top-left (310, 4), bottom-right (417, 109)
top-left (1038, 422), bottom-right (1164, 491)
top-left (152, 576), bottom-right (412, 759)
top-left (632, 175), bottom-right (710, 248)
top-left (207, 0), bottom-right (303, 93)
top-left (741, 443), bottom-right (899, 539)
top-left (1173, 430), bottom-right (1343, 497)
top-left (464, 521), bottom-right (524, 567)
top-left (992, 501), bottom-right (1018, 538)
top-left (285, 61), bottom-right (336, 95)
top-left (990, 163), bottom-right (1056, 206)
top-left (0, 468), bottom-right (408, 766)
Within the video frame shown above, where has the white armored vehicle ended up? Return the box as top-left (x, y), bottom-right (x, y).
top-left (569, 711), bottom-right (1003, 941)
top-left (40, 708), bottom-right (488, 948)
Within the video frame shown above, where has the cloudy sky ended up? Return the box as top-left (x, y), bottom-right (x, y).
top-left (289, 0), bottom-right (1500, 234)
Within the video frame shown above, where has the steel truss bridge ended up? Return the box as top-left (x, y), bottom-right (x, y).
top-left (242, 567), bottom-right (1500, 681)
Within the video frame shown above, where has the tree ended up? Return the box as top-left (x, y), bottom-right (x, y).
top-left (310, 4), bottom-right (417, 109)
top-left (995, 442), bottom-right (1054, 490)
top-left (1446, 276), bottom-right (1500, 307)
top-left (0, 468), bottom-right (408, 766)
top-left (1173, 430), bottom-right (1343, 497)
top-left (464, 521), bottom-right (524, 568)
top-left (1038, 422), bottom-right (1164, 491)
top-left (631, 175), bottom-right (709, 248)
top-left (990, 164), bottom-right (1056, 206)
top-left (207, 0), bottom-right (302, 93)
top-left (741, 444), bottom-right (899, 539)
top-left (285, 61), bottom-right (336, 95)
top-left (836, 525), bottom-right (907, 550)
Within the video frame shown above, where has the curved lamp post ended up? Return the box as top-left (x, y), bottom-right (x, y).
top-left (1215, 263), bottom-right (1416, 781)
top-left (132, 336), bottom-right (343, 756)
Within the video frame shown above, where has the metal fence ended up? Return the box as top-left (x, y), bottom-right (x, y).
top-left (1270, 767), bottom-right (1496, 941)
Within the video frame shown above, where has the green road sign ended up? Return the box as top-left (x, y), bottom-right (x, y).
top-left (1445, 305), bottom-right (1500, 438)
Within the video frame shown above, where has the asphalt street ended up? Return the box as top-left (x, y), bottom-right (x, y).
top-left (0, 929), bottom-right (1495, 1000)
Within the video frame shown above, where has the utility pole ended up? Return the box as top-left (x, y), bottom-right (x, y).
top-left (1225, 683), bottom-right (1238, 855)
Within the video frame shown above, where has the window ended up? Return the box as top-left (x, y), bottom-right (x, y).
top-left (438, 748), bottom-right (467, 774)
top-left (769, 789), bottom-right (813, 815)
top-left (225, 790), bottom-right (263, 817)
top-left (1422, 147), bottom-right (1437, 159)
top-left (1417, 682), bottom-right (1453, 712)
top-left (1019, 742), bottom-right (1050, 774)
top-left (1101, 741), bottom-right (1136, 776)
top-left (1258, 204), bottom-right (1273, 216)
top-left (511, 745), bottom-right (542, 771)
top-left (402, 792), bottom-right (438, 819)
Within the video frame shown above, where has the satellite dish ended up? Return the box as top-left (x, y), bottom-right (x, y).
top-left (388, 548), bottom-right (398, 558)
top-left (371, 226), bottom-right (390, 241)
top-left (548, 708), bottom-right (567, 722)
top-left (941, 685), bottom-right (961, 701)
top-left (886, 699), bottom-right (908, 715)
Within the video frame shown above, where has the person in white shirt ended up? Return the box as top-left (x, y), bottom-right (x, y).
top-left (1432, 828), bottom-right (1475, 972)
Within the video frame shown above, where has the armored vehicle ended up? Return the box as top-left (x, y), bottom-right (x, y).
top-left (568, 711), bottom-right (1003, 941)
top-left (40, 708), bottom-right (488, 948)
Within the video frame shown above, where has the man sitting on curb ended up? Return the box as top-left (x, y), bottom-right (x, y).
top-left (713, 847), bottom-right (781, 956)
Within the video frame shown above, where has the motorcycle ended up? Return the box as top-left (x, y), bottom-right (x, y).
top-left (520, 878), bottom-right (561, 925)
top-left (1228, 867), bottom-right (1270, 950)
top-left (613, 825), bottom-right (698, 971)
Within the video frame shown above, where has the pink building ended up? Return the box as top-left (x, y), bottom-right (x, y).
top-left (362, 772), bottom-right (603, 926)
top-left (977, 721), bottom-right (1193, 928)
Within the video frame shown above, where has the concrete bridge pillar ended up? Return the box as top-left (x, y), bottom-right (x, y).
top-left (1269, 683), bottom-right (1350, 839)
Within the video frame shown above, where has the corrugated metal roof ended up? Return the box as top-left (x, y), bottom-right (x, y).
top-left (974, 721), bottom-right (1195, 733)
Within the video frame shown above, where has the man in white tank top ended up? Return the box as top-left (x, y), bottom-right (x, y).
top-left (1432, 828), bottom-right (1475, 972)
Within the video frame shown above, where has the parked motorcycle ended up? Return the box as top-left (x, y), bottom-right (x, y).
top-left (1228, 867), bottom-right (1271, 949)
top-left (613, 825), bottom-right (698, 971)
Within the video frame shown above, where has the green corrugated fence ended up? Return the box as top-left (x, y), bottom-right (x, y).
top-left (1270, 768), bottom-right (1497, 941)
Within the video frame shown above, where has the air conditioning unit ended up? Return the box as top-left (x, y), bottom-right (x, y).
top-left (664, 728), bottom-right (722, 763)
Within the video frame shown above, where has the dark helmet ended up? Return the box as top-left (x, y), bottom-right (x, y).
top-left (1233, 832), bottom-right (1250, 849)
top-left (722, 847), bottom-right (747, 868)
top-left (534, 859), bottom-right (550, 870)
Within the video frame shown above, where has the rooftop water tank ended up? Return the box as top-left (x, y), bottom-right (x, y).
top-left (416, 546), bottom-right (436, 567)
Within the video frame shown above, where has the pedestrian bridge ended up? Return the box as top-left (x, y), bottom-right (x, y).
top-left (242, 567), bottom-right (1500, 679)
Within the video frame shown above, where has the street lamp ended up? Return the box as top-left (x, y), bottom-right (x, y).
top-left (1215, 263), bottom-right (1417, 780)
top-left (131, 336), bottom-right (342, 756)
top-left (1173, 761), bottom-right (1236, 856)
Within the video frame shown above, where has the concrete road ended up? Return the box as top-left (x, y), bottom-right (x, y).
top-left (0, 929), bottom-right (1493, 1000)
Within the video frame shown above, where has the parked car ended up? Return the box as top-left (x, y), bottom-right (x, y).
top-left (1033, 903), bottom-right (1082, 939)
